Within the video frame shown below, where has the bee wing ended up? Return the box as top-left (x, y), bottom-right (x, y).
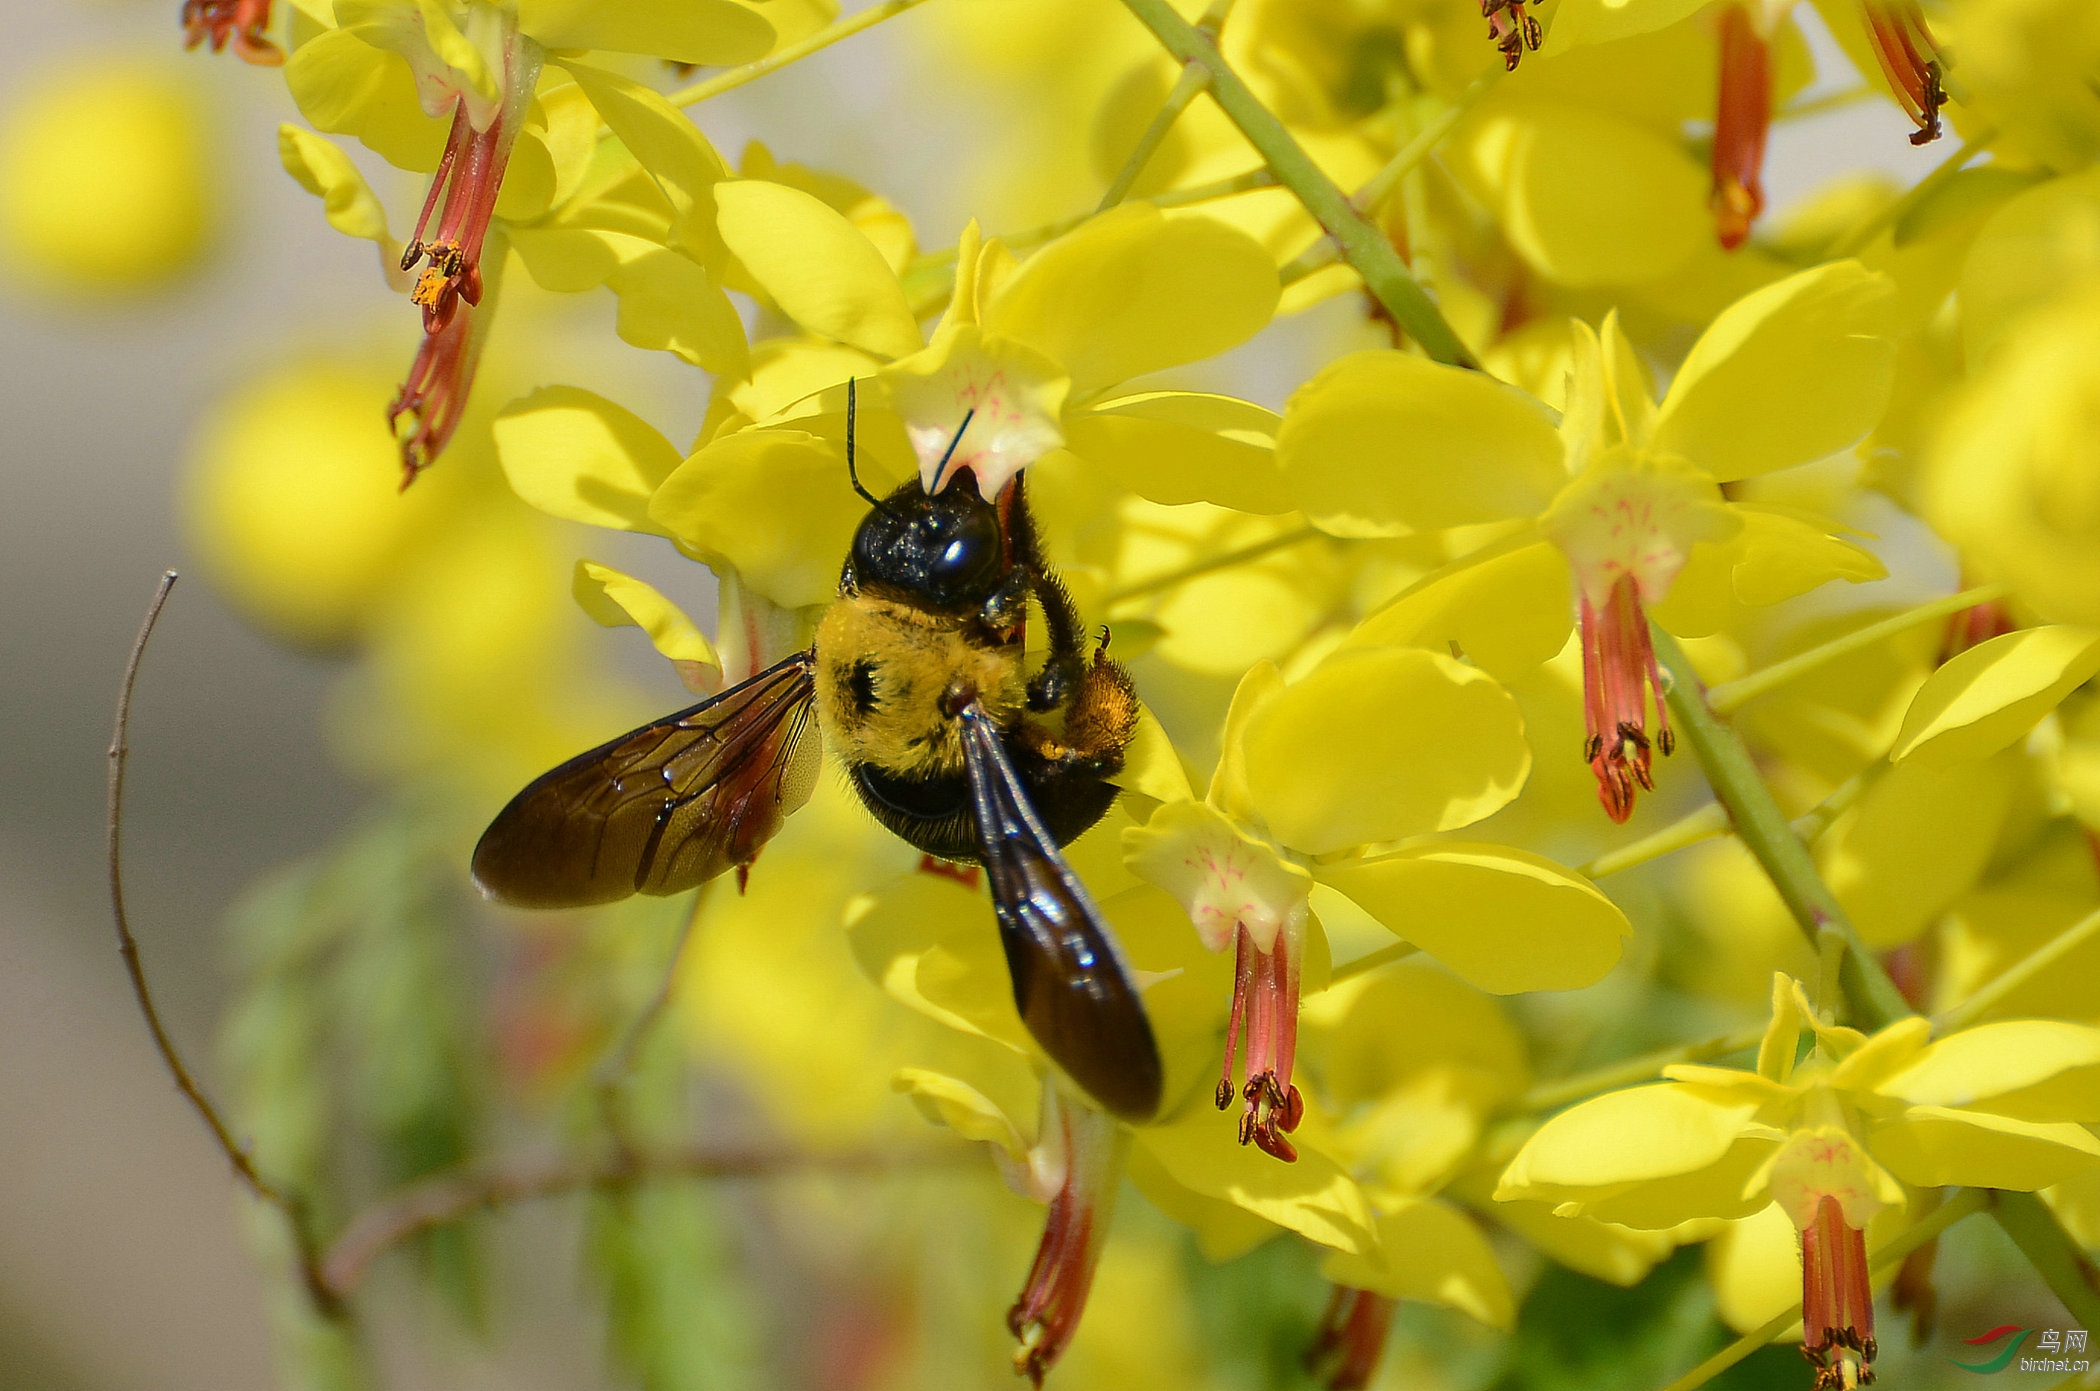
top-left (956, 701), bottom-right (1163, 1122)
top-left (473, 652), bottom-right (821, 908)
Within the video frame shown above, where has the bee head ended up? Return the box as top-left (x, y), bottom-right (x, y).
top-left (848, 473), bottom-right (1004, 613)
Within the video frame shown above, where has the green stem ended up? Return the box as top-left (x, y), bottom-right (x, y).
top-left (1278, 73), bottom-right (1497, 285)
top-left (1114, 0), bottom-right (1479, 368)
top-left (1705, 584), bottom-right (2008, 714)
top-left (1328, 941), bottom-right (1418, 985)
top-left (1938, 905), bottom-right (2100, 1034)
top-left (1650, 626), bottom-right (1912, 1031)
top-left (1991, 1190), bottom-right (2100, 1330)
top-left (1100, 63), bottom-right (1212, 211)
top-left (1104, 523), bottom-right (1323, 604)
top-left (1578, 803), bottom-right (1731, 879)
top-left (668, 0), bottom-right (939, 107)
top-left (1579, 761), bottom-right (1876, 881)
top-left (1828, 127), bottom-right (1997, 258)
top-left (1511, 1026), bottom-right (1763, 1115)
top-left (1652, 1188), bottom-right (1991, 1391)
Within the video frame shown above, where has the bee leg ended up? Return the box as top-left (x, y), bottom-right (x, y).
top-left (1023, 567), bottom-right (1090, 713)
top-left (1021, 649), bottom-right (1139, 778)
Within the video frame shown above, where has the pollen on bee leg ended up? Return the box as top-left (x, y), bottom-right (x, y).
top-left (1711, 4), bottom-right (1772, 251)
top-left (180, 0), bottom-right (282, 64)
top-left (1306, 1286), bottom-right (1398, 1391)
top-left (1579, 573), bottom-right (1673, 824)
top-left (1215, 922), bottom-right (1304, 1163)
top-left (1801, 1195), bottom-right (1878, 1390)
top-left (1006, 1094), bottom-right (1124, 1387)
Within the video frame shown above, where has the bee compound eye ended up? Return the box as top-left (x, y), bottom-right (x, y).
top-left (926, 507), bottom-right (1000, 592)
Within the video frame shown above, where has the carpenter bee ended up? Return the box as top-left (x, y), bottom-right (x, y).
top-left (472, 386), bottom-right (1163, 1122)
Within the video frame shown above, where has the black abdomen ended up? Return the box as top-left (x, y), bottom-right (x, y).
top-left (849, 738), bottom-right (1121, 865)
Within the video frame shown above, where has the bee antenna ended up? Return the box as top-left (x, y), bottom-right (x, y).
top-left (931, 407), bottom-right (978, 492)
top-left (844, 378), bottom-right (889, 512)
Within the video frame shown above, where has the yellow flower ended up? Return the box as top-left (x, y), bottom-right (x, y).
top-left (1126, 647), bottom-right (1628, 1158)
top-left (0, 56), bottom-right (217, 297)
top-left (280, 0), bottom-right (768, 478)
top-left (1498, 973), bottom-right (2100, 1385)
top-left (712, 199), bottom-right (1280, 505)
top-left (1284, 262), bottom-right (1894, 819)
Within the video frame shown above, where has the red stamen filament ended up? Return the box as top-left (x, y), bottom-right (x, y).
top-left (1580, 574), bottom-right (1675, 824)
top-left (180, 0), bottom-right (281, 65)
top-left (1007, 1102), bottom-right (1120, 1387)
top-left (1307, 1287), bottom-right (1399, 1391)
top-left (400, 104), bottom-right (510, 338)
top-left (1860, 0), bottom-right (1946, 145)
top-left (1214, 924), bottom-right (1303, 1163)
top-left (1711, 5), bottom-right (1771, 251)
top-left (388, 294), bottom-right (478, 489)
top-left (1801, 1195), bottom-right (1878, 1389)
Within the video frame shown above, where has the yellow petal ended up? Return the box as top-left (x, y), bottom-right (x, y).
top-left (1651, 261), bottom-right (1897, 482)
top-left (1123, 801), bottom-right (1312, 954)
top-left (511, 228), bottom-right (749, 376)
top-left (1109, 702), bottom-right (1196, 805)
top-left (1276, 351), bottom-right (1566, 539)
top-left (1065, 392), bottom-right (1292, 514)
top-left (890, 1067), bottom-right (1029, 1161)
top-left (1879, 1021), bottom-right (2100, 1121)
top-left (1313, 846), bottom-right (1628, 994)
top-left (277, 124), bottom-right (390, 245)
top-left (517, 0), bottom-right (773, 65)
top-left (1891, 625), bottom-right (2100, 766)
top-left (606, 242), bottom-right (750, 376)
top-left (284, 27), bottom-right (446, 172)
top-left (1540, 448), bottom-right (1739, 608)
top-left (1482, 1197), bottom-right (1677, 1286)
top-left (880, 323), bottom-right (1067, 496)
top-left (1495, 1083), bottom-right (1765, 1223)
top-left (1133, 1106), bottom-right (1377, 1255)
top-left (1538, 0), bottom-right (1715, 55)
top-left (1726, 505), bottom-right (1888, 607)
top-left (984, 203), bottom-right (1278, 396)
top-left (1869, 1105), bottom-right (2100, 1189)
top-left (557, 60), bottom-right (726, 242)
top-left (1207, 660), bottom-right (1285, 824)
top-left (1449, 98), bottom-right (1707, 288)
top-left (1343, 534), bottom-right (1574, 683)
top-left (716, 179), bottom-right (923, 360)
top-left (1821, 750), bottom-right (2017, 949)
top-left (572, 560), bottom-right (720, 687)
top-left (648, 427), bottom-right (857, 608)
top-left (1319, 1201), bottom-right (1515, 1329)
top-left (492, 385), bottom-right (683, 533)
top-left (1706, 1203), bottom-right (1806, 1334)
top-left (1304, 958), bottom-right (1530, 1111)
top-left (1763, 1125), bottom-right (1903, 1230)
top-left (1241, 648), bottom-right (1530, 853)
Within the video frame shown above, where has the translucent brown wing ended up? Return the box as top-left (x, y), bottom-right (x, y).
top-left (473, 652), bottom-right (820, 908)
top-left (956, 701), bottom-right (1163, 1122)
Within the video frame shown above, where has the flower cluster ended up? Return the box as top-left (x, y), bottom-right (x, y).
top-left (27, 0), bottom-right (2094, 1383)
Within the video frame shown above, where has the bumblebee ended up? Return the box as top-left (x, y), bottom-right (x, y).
top-left (472, 393), bottom-right (1163, 1122)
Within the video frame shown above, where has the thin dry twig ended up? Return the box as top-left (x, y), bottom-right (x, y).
top-left (106, 571), bottom-right (342, 1316)
top-left (320, 1142), bottom-right (973, 1297)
